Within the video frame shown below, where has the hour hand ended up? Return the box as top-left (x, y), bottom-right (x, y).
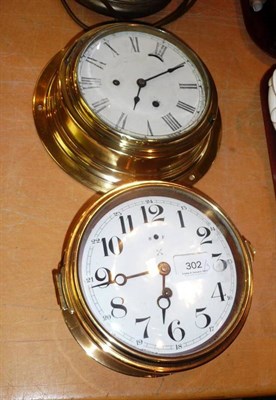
top-left (157, 262), bottom-right (173, 324)
top-left (133, 79), bottom-right (147, 110)
top-left (157, 292), bottom-right (172, 324)
top-left (133, 93), bottom-right (140, 110)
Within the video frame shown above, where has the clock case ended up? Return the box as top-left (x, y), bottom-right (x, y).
top-left (33, 22), bottom-right (221, 193)
top-left (55, 181), bottom-right (254, 377)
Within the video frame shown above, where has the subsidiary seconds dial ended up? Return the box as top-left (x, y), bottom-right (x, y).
top-left (77, 29), bottom-right (205, 138)
top-left (56, 181), bottom-right (253, 376)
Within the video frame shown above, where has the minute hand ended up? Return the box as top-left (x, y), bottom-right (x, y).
top-left (92, 270), bottom-right (149, 288)
top-left (145, 62), bottom-right (185, 83)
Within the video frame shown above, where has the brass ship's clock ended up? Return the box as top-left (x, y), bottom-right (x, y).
top-left (33, 22), bottom-right (221, 192)
top-left (55, 181), bottom-right (253, 377)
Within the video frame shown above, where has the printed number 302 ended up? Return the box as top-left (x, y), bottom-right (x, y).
top-left (185, 261), bottom-right (202, 270)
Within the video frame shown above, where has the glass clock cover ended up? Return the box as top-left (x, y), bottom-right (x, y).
top-left (56, 181), bottom-right (253, 376)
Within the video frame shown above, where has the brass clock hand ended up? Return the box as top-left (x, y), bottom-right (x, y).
top-left (92, 270), bottom-right (149, 288)
top-left (157, 295), bottom-right (171, 325)
top-left (157, 262), bottom-right (173, 324)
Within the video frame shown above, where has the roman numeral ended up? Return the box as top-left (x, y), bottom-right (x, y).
top-left (92, 98), bottom-right (110, 113)
top-left (80, 77), bottom-right (102, 90)
top-left (177, 101), bottom-right (196, 114)
top-left (147, 120), bottom-right (153, 136)
top-left (86, 57), bottom-right (106, 70)
top-left (154, 42), bottom-right (167, 59)
top-left (129, 37), bottom-right (140, 53)
top-left (116, 112), bottom-right (128, 130)
top-left (179, 83), bottom-right (198, 89)
top-left (104, 41), bottom-right (119, 56)
top-left (162, 113), bottom-right (182, 131)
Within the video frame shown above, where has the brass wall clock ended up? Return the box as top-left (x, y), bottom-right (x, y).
top-left (33, 22), bottom-right (221, 193)
top-left (55, 181), bottom-right (253, 377)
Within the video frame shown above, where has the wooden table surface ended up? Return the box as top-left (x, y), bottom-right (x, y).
top-left (1, 1), bottom-right (276, 399)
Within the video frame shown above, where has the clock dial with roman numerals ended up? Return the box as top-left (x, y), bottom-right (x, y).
top-left (33, 23), bottom-right (221, 191)
top-left (56, 181), bottom-right (253, 376)
top-left (77, 27), bottom-right (206, 139)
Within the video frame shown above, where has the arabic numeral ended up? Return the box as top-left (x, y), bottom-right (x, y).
top-left (94, 267), bottom-right (112, 287)
top-left (136, 316), bottom-right (151, 339)
top-left (195, 307), bottom-right (211, 328)
top-left (141, 204), bottom-right (164, 223)
top-left (177, 210), bottom-right (185, 228)
top-left (110, 297), bottom-right (127, 318)
top-left (119, 215), bottom-right (134, 234)
top-left (211, 282), bottom-right (226, 302)
top-left (196, 226), bottom-right (212, 245)
top-left (168, 320), bottom-right (185, 342)
top-left (101, 236), bottom-right (123, 256)
top-left (212, 253), bottom-right (228, 272)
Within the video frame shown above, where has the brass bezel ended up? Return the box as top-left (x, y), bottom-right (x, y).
top-left (33, 23), bottom-right (221, 193)
top-left (55, 181), bottom-right (253, 377)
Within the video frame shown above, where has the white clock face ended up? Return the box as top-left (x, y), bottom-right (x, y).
top-left (78, 190), bottom-right (237, 357)
top-left (77, 26), bottom-right (207, 139)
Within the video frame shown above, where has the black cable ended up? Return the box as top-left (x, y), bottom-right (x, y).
top-left (60, 0), bottom-right (197, 30)
top-left (154, 0), bottom-right (197, 27)
top-left (60, 0), bottom-right (91, 30)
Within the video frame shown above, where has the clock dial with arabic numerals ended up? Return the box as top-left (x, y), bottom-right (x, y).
top-left (77, 27), bottom-right (206, 139)
top-left (56, 181), bottom-right (253, 376)
top-left (79, 189), bottom-right (236, 356)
